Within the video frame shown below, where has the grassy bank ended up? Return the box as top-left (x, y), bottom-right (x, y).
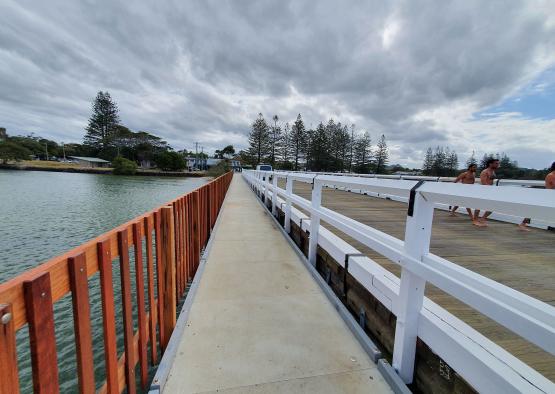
top-left (0, 161), bottom-right (208, 177)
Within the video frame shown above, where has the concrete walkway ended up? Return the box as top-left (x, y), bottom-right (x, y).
top-left (163, 176), bottom-right (392, 393)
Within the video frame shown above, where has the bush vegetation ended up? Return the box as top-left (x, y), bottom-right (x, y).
top-left (112, 156), bottom-right (137, 175)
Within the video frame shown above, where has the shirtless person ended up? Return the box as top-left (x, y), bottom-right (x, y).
top-left (450, 164), bottom-right (485, 226)
top-left (546, 162), bottom-right (555, 189)
top-left (474, 158), bottom-right (499, 225)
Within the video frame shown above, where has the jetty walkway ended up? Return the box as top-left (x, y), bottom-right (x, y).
top-left (160, 176), bottom-right (394, 393)
top-left (1, 170), bottom-right (553, 394)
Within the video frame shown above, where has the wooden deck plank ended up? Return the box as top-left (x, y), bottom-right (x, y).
top-left (292, 181), bottom-right (555, 381)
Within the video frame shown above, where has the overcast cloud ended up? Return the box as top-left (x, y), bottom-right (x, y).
top-left (1, 0), bottom-right (554, 168)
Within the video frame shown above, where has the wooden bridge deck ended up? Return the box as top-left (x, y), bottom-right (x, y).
top-left (163, 176), bottom-right (393, 393)
top-left (291, 181), bottom-right (555, 382)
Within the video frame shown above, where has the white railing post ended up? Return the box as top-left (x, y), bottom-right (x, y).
top-left (264, 172), bottom-right (270, 205)
top-left (272, 173), bottom-right (278, 216)
top-left (285, 176), bottom-right (293, 233)
top-left (393, 188), bottom-right (434, 383)
top-left (308, 177), bottom-right (322, 266)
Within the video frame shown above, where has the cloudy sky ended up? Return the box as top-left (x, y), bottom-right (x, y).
top-left (1, 0), bottom-right (554, 168)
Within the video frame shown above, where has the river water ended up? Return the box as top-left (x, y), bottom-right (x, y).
top-left (0, 170), bottom-right (209, 392)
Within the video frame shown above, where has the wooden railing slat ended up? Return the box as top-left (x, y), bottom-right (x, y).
top-left (154, 209), bottom-right (166, 351)
top-left (160, 206), bottom-right (176, 351)
top-left (143, 217), bottom-right (158, 364)
top-left (23, 272), bottom-right (60, 394)
top-left (68, 253), bottom-right (95, 394)
top-left (192, 191), bottom-right (201, 275)
top-left (132, 223), bottom-right (149, 388)
top-left (98, 240), bottom-right (119, 394)
top-left (118, 230), bottom-right (137, 394)
top-left (0, 303), bottom-right (20, 394)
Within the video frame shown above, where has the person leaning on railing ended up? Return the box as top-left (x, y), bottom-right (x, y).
top-left (546, 162), bottom-right (555, 190)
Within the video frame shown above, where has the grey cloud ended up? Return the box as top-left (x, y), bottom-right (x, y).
top-left (0, 0), bottom-right (553, 164)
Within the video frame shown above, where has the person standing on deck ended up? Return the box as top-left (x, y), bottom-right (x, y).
top-left (546, 162), bottom-right (555, 189)
top-left (450, 164), bottom-right (485, 226)
top-left (475, 157), bottom-right (532, 231)
top-left (474, 158), bottom-right (499, 225)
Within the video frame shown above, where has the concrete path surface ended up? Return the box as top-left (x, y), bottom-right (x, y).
top-left (163, 176), bottom-right (393, 393)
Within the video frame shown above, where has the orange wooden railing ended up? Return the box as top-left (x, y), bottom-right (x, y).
top-left (0, 171), bottom-right (233, 394)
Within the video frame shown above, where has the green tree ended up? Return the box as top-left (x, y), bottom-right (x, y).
top-left (290, 114), bottom-right (306, 170)
top-left (248, 113), bottom-right (271, 165)
top-left (112, 156), bottom-right (137, 175)
top-left (422, 147), bottom-right (434, 175)
top-left (269, 115), bottom-right (282, 166)
top-left (353, 131), bottom-right (372, 173)
top-left (466, 151), bottom-right (477, 168)
top-left (84, 91), bottom-right (120, 151)
top-left (308, 122), bottom-right (329, 171)
top-left (215, 145), bottom-right (235, 159)
top-left (374, 134), bottom-right (389, 174)
top-left (155, 151), bottom-right (186, 171)
top-left (0, 141), bottom-right (32, 163)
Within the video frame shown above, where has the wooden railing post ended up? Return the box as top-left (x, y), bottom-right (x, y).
top-left (160, 206), bottom-right (176, 350)
top-left (192, 191), bottom-right (201, 274)
top-left (0, 303), bottom-right (20, 394)
top-left (117, 229), bottom-right (136, 394)
top-left (68, 253), bottom-right (95, 394)
top-left (98, 239), bottom-right (118, 394)
top-left (132, 223), bottom-right (148, 388)
top-left (23, 272), bottom-right (60, 394)
top-left (143, 216), bottom-right (158, 365)
top-left (392, 189), bottom-right (434, 383)
top-left (308, 177), bottom-right (322, 266)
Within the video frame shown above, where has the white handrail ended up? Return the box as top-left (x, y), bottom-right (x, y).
top-left (242, 169), bottom-right (555, 393)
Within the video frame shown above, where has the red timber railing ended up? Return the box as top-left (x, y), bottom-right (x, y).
top-left (0, 171), bottom-right (233, 394)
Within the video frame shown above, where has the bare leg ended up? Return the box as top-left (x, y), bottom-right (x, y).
top-left (518, 218), bottom-right (531, 232)
top-left (450, 206), bottom-right (459, 216)
top-left (480, 211), bottom-right (492, 222)
top-left (469, 208), bottom-right (486, 227)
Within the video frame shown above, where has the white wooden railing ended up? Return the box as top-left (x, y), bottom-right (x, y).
top-left (242, 169), bottom-right (555, 394)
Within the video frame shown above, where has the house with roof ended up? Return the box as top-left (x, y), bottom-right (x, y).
top-left (68, 156), bottom-right (111, 168)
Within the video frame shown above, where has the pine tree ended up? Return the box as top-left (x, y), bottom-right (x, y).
top-left (309, 122), bottom-right (329, 171)
top-left (431, 146), bottom-right (446, 176)
top-left (280, 122), bottom-right (291, 169)
top-left (84, 91), bottom-right (120, 151)
top-left (248, 113), bottom-right (271, 165)
top-left (422, 147), bottom-right (434, 175)
top-left (353, 131), bottom-right (372, 173)
top-left (269, 115), bottom-right (282, 167)
top-left (374, 134), bottom-right (389, 174)
top-left (466, 151), bottom-right (477, 168)
top-left (290, 114), bottom-right (306, 171)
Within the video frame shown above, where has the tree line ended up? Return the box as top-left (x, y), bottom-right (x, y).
top-left (422, 147), bottom-right (549, 179)
top-left (0, 92), bottom-right (195, 171)
top-left (244, 113), bottom-right (390, 174)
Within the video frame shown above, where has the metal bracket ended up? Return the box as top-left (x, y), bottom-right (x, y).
top-left (359, 308), bottom-right (366, 330)
top-left (325, 267), bottom-right (331, 285)
top-left (407, 180), bottom-right (425, 217)
top-left (311, 174), bottom-right (319, 190)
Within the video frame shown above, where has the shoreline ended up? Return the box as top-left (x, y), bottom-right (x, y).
top-left (0, 163), bottom-right (208, 177)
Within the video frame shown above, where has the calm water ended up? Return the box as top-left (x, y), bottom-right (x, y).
top-left (0, 170), bottom-right (209, 392)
